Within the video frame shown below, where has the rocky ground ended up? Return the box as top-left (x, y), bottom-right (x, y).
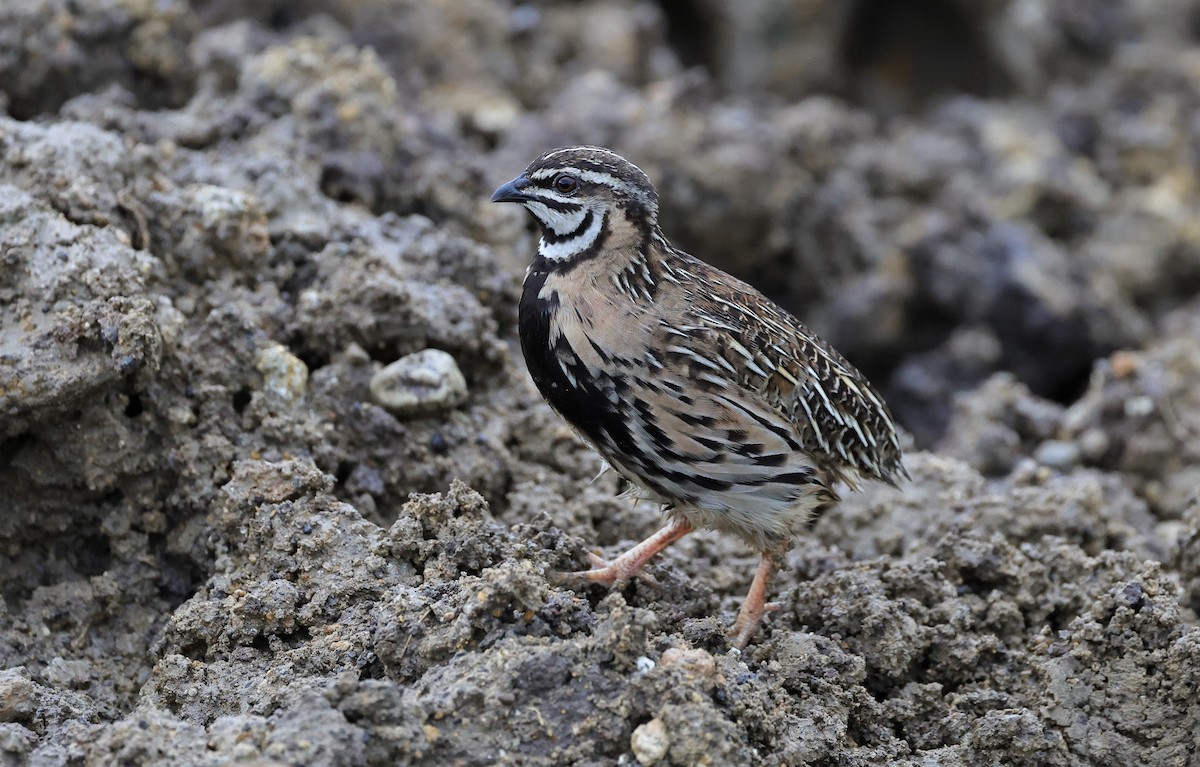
top-left (1, 0), bottom-right (1199, 765)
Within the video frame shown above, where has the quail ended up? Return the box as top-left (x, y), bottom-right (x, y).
top-left (492, 146), bottom-right (906, 648)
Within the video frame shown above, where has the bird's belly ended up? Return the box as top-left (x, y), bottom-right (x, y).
top-left (533, 362), bottom-right (830, 547)
top-left (616, 452), bottom-right (829, 549)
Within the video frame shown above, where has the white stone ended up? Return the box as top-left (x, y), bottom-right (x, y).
top-left (370, 349), bottom-right (468, 416)
top-left (630, 717), bottom-right (669, 766)
top-left (1033, 439), bottom-right (1080, 471)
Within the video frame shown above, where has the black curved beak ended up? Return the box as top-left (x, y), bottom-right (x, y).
top-left (491, 175), bottom-right (531, 203)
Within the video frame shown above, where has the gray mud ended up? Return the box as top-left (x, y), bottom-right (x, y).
top-left (1, 1), bottom-right (1198, 765)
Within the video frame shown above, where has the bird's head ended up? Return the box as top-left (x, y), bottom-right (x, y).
top-left (491, 146), bottom-right (658, 265)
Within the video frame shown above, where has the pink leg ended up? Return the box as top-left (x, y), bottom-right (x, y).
top-left (568, 517), bottom-right (693, 586)
top-left (728, 551), bottom-right (782, 649)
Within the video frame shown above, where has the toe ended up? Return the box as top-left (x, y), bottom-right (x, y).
top-left (557, 564), bottom-right (622, 587)
top-left (555, 552), bottom-right (660, 589)
top-left (584, 552), bottom-right (610, 569)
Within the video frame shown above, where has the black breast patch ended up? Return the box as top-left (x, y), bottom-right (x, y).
top-left (519, 269), bottom-right (640, 464)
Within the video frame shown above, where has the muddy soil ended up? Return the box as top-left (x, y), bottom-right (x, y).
top-left (1, 1), bottom-right (1198, 765)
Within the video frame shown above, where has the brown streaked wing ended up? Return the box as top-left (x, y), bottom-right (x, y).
top-left (665, 258), bottom-right (905, 486)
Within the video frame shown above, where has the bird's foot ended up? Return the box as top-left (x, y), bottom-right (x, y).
top-left (726, 550), bottom-right (782, 651)
top-left (560, 551), bottom-right (661, 588)
top-left (727, 600), bottom-right (782, 650)
top-left (554, 518), bottom-right (694, 589)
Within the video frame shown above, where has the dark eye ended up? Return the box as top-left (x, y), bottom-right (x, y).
top-left (553, 174), bottom-right (579, 194)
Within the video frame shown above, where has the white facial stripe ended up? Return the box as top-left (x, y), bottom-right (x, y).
top-left (529, 167), bottom-right (623, 189)
top-left (530, 189), bottom-right (577, 205)
top-left (525, 201), bottom-right (587, 236)
top-left (574, 169), bottom-right (628, 187)
top-left (538, 211), bottom-right (604, 261)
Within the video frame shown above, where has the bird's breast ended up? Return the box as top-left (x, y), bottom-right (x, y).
top-left (519, 269), bottom-right (631, 450)
top-left (518, 266), bottom-right (657, 465)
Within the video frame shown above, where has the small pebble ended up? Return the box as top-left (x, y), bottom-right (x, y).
top-left (1033, 439), bottom-right (1080, 471)
top-left (1124, 396), bottom-right (1155, 418)
top-left (1078, 428), bottom-right (1110, 462)
top-left (370, 349), bottom-right (468, 416)
top-left (255, 344), bottom-right (308, 406)
top-left (630, 717), bottom-right (669, 766)
top-left (1010, 457), bottom-right (1041, 485)
top-left (635, 656), bottom-right (656, 673)
top-left (1110, 350), bottom-right (1140, 379)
